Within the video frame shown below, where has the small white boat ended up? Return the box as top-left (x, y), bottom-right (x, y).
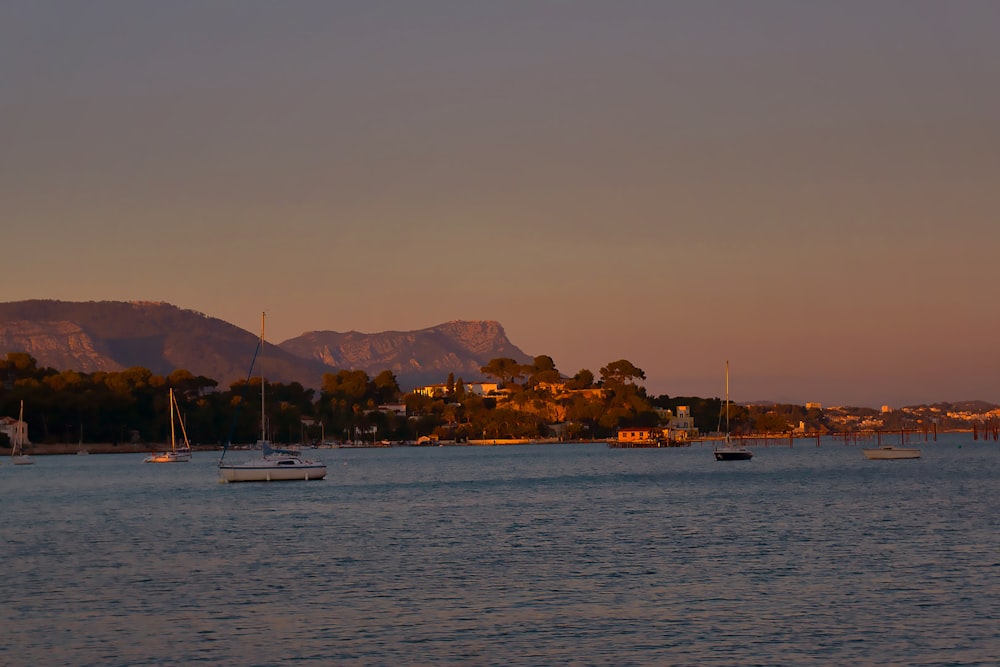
top-left (11, 400), bottom-right (34, 465)
top-left (218, 313), bottom-right (327, 483)
top-left (715, 361), bottom-right (752, 461)
top-left (144, 388), bottom-right (193, 463)
top-left (862, 446), bottom-right (921, 460)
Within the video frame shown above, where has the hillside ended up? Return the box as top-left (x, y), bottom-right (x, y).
top-left (280, 320), bottom-right (533, 388)
top-left (0, 300), bottom-right (329, 387)
top-left (0, 300), bottom-right (531, 389)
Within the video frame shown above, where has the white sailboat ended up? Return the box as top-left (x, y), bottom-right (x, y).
top-left (144, 388), bottom-right (193, 463)
top-left (714, 361), bottom-right (752, 461)
top-left (218, 312), bottom-right (327, 482)
top-left (11, 400), bottom-right (34, 465)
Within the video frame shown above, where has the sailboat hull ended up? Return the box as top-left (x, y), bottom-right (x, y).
top-left (862, 447), bottom-right (920, 460)
top-left (219, 459), bottom-right (328, 482)
top-left (714, 448), bottom-right (752, 461)
top-left (144, 450), bottom-right (192, 463)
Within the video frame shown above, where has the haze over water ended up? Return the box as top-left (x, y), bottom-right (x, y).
top-left (2, 436), bottom-right (997, 666)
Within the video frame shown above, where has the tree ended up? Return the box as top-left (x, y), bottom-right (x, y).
top-left (526, 355), bottom-right (561, 387)
top-left (599, 360), bottom-right (646, 387)
top-left (1, 352), bottom-right (39, 378)
top-left (531, 355), bottom-right (556, 373)
top-left (167, 369), bottom-right (218, 399)
top-left (565, 369), bottom-right (594, 390)
top-left (373, 370), bottom-right (401, 405)
top-left (322, 370), bottom-right (370, 402)
top-left (480, 358), bottom-right (525, 387)
top-left (754, 411), bottom-right (790, 433)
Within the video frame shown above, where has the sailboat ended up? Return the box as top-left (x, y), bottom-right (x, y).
top-left (714, 361), bottom-right (752, 461)
top-left (218, 312), bottom-right (327, 482)
top-left (11, 400), bottom-right (34, 465)
top-left (144, 388), bottom-right (193, 463)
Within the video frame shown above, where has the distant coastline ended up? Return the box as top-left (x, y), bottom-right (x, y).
top-left (11, 428), bottom-right (994, 457)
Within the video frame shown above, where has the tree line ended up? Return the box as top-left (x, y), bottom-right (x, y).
top-left (0, 351), bottom-right (828, 448)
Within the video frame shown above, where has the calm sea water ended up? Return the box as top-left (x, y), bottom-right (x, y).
top-left (2, 434), bottom-right (997, 666)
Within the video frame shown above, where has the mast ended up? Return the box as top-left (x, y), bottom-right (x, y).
top-left (15, 400), bottom-right (24, 455)
top-left (176, 391), bottom-right (191, 449)
top-left (725, 360), bottom-right (730, 443)
top-left (260, 311), bottom-right (266, 443)
top-left (169, 388), bottom-right (176, 452)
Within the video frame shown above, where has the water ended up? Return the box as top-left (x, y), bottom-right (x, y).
top-left (2, 435), bottom-right (997, 666)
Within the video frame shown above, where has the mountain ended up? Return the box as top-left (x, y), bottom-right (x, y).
top-left (0, 300), bottom-right (329, 387)
top-left (0, 300), bottom-right (532, 390)
top-left (279, 320), bottom-right (534, 388)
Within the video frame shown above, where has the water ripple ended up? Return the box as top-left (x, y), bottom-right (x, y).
top-left (0, 437), bottom-right (997, 665)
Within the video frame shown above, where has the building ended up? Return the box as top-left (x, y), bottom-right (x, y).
top-left (615, 427), bottom-right (660, 445)
top-left (666, 406), bottom-right (698, 441)
top-left (0, 413), bottom-right (29, 446)
top-left (412, 382), bottom-right (499, 398)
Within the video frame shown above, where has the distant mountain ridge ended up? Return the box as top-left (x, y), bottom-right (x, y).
top-left (280, 320), bottom-right (533, 388)
top-left (0, 300), bottom-right (531, 390)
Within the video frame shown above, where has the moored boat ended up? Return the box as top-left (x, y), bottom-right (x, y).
top-left (218, 312), bottom-right (327, 483)
top-left (715, 361), bottom-right (752, 461)
top-left (145, 450), bottom-right (192, 463)
top-left (219, 441), bottom-right (328, 482)
top-left (714, 444), bottom-right (753, 461)
top-left (10, 400), bottom-right (34, 465)
top-left (144, 388), bottom-right (193, 463)
top-left (862, 446), bottom-right (921, 460)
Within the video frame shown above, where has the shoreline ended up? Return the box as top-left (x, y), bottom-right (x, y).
top-left (5, 429), bottom-right (992, 456)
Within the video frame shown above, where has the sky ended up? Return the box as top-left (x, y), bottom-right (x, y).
top-left (3, 1), bottom-right (999, 407)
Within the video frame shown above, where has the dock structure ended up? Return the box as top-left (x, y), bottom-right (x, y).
top-left (972, 420), bottom-right (1000, 441)
top-left (689, 427), bottom-right (941, 448)
top-left (607, 438), bottom-right (689, 449)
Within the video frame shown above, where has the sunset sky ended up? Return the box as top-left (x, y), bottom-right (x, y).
top-left (3, 1), bottom-right (999, 407)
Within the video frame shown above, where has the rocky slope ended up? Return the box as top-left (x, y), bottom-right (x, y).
top-left (0, 300), bottom-right (531, 389)
top-left (279, 320), bottom-right (533, 388)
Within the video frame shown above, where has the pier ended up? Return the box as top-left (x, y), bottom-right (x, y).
top-left (691, 426), bottom-right (944, 448)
